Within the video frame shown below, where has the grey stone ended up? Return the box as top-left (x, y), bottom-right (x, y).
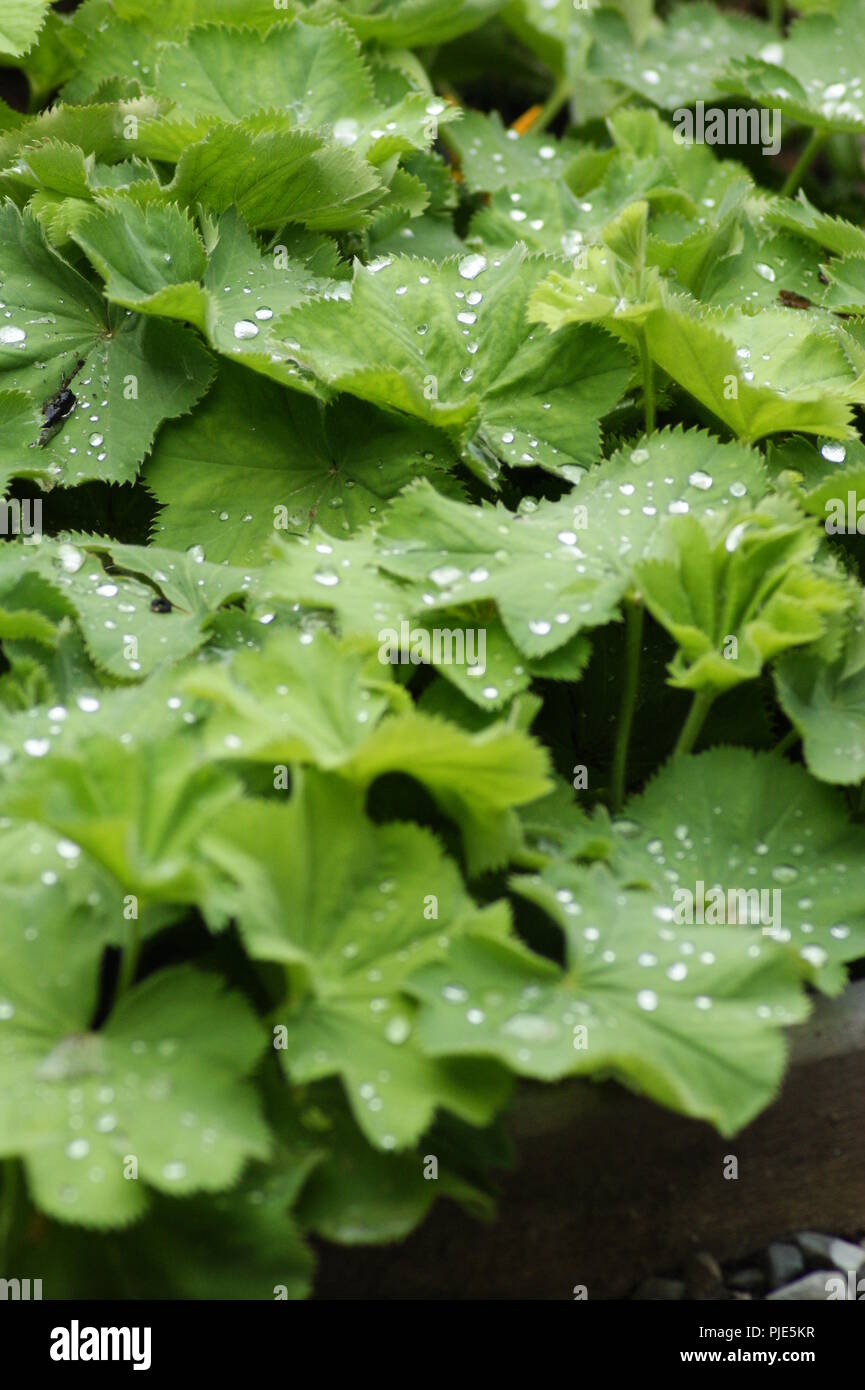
top-left (767, 1271), bottom-right (840, 1301)
top-left (728, 1268), bottom-right (766, 1294)
top-left (633, 1277), bottom-right (685, 1300)
top-left (795, 1232), bottom-right (865, 1275)
top-left (765, 1241), bottom-right (804, 1290)
top-left (686, 1251), bottom-right (726, 1300)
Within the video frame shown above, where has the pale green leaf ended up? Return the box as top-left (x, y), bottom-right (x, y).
top-left (0, 957), bottom-right (268, 1225)
top-left (0, 0), bottom-right (52, 59)
top-left (641, 285), bottom-right (865, 442)
top-left (408, 864), bottom-right (808, 1135)
top-left (282, 245), bottom-right (632, 478)
top-left (202, 772), bottom-right (512, 1148)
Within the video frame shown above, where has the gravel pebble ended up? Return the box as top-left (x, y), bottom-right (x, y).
top-left (728, 1268), bottom-right (766, 1294)
top-left (765, 1240), bottom-right (804, 1290)
top-left (795, 1232), bottom-right (865, 1275)
top-left (629, 1230), bottom-right (864, 1300)
top-left (686, 1251), bottom-right (725, 1300)
top-left (767, 1271), bottom-right (839, 1301)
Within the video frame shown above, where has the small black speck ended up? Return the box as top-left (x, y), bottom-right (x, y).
top-left (150, 597), bottom-right (172, 613)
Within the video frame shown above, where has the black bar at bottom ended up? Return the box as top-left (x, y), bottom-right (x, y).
top-left (0, 1295), bottom-right (860, 1375)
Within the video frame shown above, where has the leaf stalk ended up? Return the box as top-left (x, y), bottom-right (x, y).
top-left (531, 76), bottom-right (573, 134)
top-left (637, 331), bottom-right (655, 434)
top-left (611, 598), bottom-right (644, 813)
top-left (674, 688), bottom-right (715, 757)
top-left (781, 130), bottom-right (826, 198)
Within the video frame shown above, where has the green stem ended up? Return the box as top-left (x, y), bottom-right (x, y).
top-left (532, 75), bottom-right (572, 134)
top-left (115, 915), bottom-right (141, 1001)
top-left (768, 0), bottom-right (785, 37)
top-left (0, 1159), bottom-right (20, 1272)
top-left (283, 963), bottom-right (307, 1012)
top-left (637, 331), bottom-right (655, 434)
top-left (781, 130), bottom-right (826, 198)
top-left (674, 688), bottom-right (715, 758)
top-left (611, 599), bottom-right (644, 814)
top-left (775, 727), bottom-right (799, 756)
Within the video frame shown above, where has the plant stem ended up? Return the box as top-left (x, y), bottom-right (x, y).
top-left (611, 599), bottom-right (644, 813)
top-left (674, 688), bottom-right (715, 757)
top-left (115, 916), bottom-right (141, 1001)
top-left (781, 129), bottom-right (826, 198)
top-left (775, 727), bottom-right (799, 756)
top-left (531, 75), bottom-right (572, 134)
top-left (0, 1159), bottom-right (20, 1272)
top-left (637, 331), bottom-right (655, 434)
top-left (768, 0), bottom-right (785, 37)
top-left (283, 963), bottom-right (307, 1011)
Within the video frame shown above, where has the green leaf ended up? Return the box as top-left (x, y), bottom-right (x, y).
top-left (282, 244), bottom-right (632, 478)
top-left (113, 0), bottom-right (299, 27)
top-left (407, 864), bottom-right (808, 1135)
top-left (0, 390), bottom-right (49, 491)
top-left (720, 0), bottom-right (865, 136)
top-left (363, 436), bottom-right (766, 656)
top-left (185, 626), bottom-right (551, 872)
top-left (470, 177), bottom-right (603, 260)
top-left (528, 200), bottom-right (656, 330)
top-left (636, 500), bottom-right (849, 692)
top-left (296, 1101), bottom-right (444, 1245)
top-left (202, 771), bottom-right (512, 1148)
top-left (186, 629), bottom-right (399, 768)
top-left (153, 19), bottom-right (455, 163)
top-left (763, 191), bottom-right (865, 260)
top-left (0, 663), bottom-right (207, 780)
top-left (0, 0), bottom-right (52, 59)
top-left (588, 3), bottom-right (771, 109)
top-left (817, 251), bottom-right (865, 314)
top-left (3, 734), bottom-right (241, 909)
top-left (156, 21), bottom-right (373, 126)
top-left (144, 361), bottom-right (459, 564)
top-left (0, 98), bottom-right (164, 167)
top-left (0, 204), bottom-right (213, 484)
top-left (343, 707), bottom-right (553, 874)
top-left (445, 111), bottom-right (571, 194)
top-left (0, 538), bottom-right (246, 680)
top-left (8, 140), bottom-right (156, 206)
top-left (0, 957), bottom-right (269, 1225)
top-left (641, 285), bottom-right (865, 443)
top-left (77, 1183), bottom-right (314, 1297)
top-left (3, 0), bottom-right (865, 1284)
top-left (775, 596), bottom-right (865, 786)
top-left (56, 3), bottom-right (161, 105)
top-left (73, 202), bottom-right (344, 391)
top-left (333, 0), bottom-right (506, 48)
top-left (162, 121), bottom-right (385, 232)
top-left (700, 226), bottom-right (825, 312)
top-left (605, 748), bottom-right (865, 992)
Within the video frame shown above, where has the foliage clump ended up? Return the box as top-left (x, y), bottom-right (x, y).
top-left (1, 0), bottom-right (865, 1296)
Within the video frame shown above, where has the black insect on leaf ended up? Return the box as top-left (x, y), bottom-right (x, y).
top-left (150, 596), bottom-right (172, 613)
top-left (778, 289), bottom-right (814, 310)
top-left (38, 358), bottom-right (85, 446)
top-left (778, 288), bottom-right (852, 320)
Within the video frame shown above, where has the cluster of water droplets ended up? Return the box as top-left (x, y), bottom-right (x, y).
top-left (608, 18), bottom-right (724, 111)
top-left (609, 789), bottom-right (856, 978)
top-left (460, 119), bottom-right (562, 190)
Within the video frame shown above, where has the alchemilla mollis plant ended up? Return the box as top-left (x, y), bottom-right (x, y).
top-left (1, 0), bottom-right (865, 1297)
